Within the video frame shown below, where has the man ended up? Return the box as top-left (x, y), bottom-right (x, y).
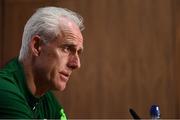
top-left (0, 6), bottom-right (84, 119)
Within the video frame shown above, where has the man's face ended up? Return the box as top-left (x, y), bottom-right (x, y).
top-left (33, 19), bottom-right (83, 91)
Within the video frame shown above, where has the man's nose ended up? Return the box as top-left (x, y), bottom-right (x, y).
top-left (67, 54), bottom-right (81, 70)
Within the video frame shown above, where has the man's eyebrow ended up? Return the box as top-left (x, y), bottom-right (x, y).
top-left (61, 42), bottom-right (83, 50)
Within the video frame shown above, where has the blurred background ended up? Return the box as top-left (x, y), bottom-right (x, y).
top-left (0, 0), bottom-right (180, 119)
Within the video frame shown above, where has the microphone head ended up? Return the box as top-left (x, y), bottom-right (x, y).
top-left (150, 105), bottom-right (160, 119)
top-left (129, 108), bottom-right (141, 119)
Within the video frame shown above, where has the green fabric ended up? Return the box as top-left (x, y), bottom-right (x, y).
top-left (0, 58), bottom-right (67, 119)
top-left (60, 108), bottom-right (67, 120)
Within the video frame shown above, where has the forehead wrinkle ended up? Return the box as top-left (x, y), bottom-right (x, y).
top-left (59, 27), bottom-right (83, 45)
top-left (56, 32), bottom-right (83, 50)
top-left (57, 17), bottom-right (83, 50)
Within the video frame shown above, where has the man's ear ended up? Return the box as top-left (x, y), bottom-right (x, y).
top-left (29, 35), bottom-right (43, 56)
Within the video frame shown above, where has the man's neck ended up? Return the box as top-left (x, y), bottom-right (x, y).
top-left (21, 58), bottom-right (49, 97)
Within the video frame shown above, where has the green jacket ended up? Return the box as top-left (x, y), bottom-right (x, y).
top-left (0, 58), bottom-right (67, 119)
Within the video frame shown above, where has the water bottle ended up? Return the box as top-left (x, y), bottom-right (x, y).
top-left (150, 105), bottom-right (160, 120)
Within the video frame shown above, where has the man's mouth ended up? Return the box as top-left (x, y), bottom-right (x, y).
top-left (59, 72), bottom-right (70, 82)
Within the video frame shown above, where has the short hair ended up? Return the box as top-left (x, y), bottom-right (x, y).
top-left (19, 6), bottom-right (84, 60)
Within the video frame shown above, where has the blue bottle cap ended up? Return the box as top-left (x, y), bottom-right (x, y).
top-left (150, 105), bottom-right (160, 119)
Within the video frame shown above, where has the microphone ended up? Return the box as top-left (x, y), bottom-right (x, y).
top-left (129, 108), bottom-right (141, 119)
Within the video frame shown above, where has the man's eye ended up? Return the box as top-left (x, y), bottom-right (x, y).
top-left (63, 46), bottom-right (71, 53)
top-left (61, 45), bottom-right (78, 55)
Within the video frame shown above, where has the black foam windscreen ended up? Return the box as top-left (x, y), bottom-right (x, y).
top-left (129, 108), bottom-right (141, 119)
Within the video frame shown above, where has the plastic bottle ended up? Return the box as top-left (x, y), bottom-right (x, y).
top-left (150, 105), bottom-right (160, 120)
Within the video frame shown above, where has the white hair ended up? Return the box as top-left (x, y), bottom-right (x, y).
top-left (18, 6), bottom-right (84, 60)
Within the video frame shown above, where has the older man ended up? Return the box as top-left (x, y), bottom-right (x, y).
top-left (0, 6), bottom-right (84, 119)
